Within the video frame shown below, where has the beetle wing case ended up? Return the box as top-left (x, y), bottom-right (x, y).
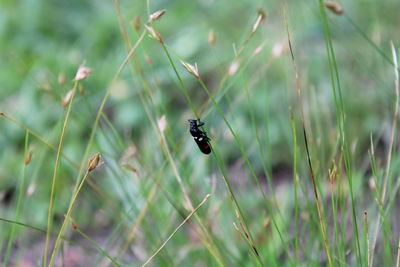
top-left (196, 140), bottom-right (212, 154)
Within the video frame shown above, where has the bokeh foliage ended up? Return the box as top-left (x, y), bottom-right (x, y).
top-left (1, 0), bottom-right (400, 266)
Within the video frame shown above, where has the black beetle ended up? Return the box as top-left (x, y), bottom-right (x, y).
top-left (188, 119), bottom-right (211, 154)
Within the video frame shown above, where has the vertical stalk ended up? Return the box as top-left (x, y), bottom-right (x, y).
top-left (44, 80), bottom-right (78, 266)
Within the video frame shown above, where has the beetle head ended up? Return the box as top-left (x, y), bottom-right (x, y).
top-left (188, 119), bottom-right (197, 125)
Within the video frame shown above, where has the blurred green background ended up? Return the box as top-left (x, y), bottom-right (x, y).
top-left (1, 0), bottom-right (400, 266)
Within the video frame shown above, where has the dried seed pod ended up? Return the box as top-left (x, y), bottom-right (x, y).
top-left (181, 61), bottom-right (200, 79)
top-left (24, 151), bottom-right (33, 166)
top-left (72, 221), bottom-right (78, 230)
top-left (145, 25), bottom-right (164, 44)
top-left (74, 65), bottom-right (92, 81)
top-left (324, 1), bottom-right (344, 15)
top-left (252, 9), bottom-right (266, 33)
top-left (87, 153), bottom-right (101, 173)
top-left (61, 89), bottom-right (74, 108)
top-left (148, 9), bottom-right (167, 23)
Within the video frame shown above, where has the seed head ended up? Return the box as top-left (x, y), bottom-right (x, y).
top-left (24, 151), bottom-right (33, 166)
top-left (87, 153), bottom-right (101, 173)
top-left (74, 65), bottom-right (91, 81)
top-left (252, 9), bottom-right (266, 34)
top-left (148, 9), bottom-right (167, 23)
top-left (145, 25), bottom-right (164, 44)
top-left (72, 221), bottom-right (78, 230)
top-left (228, 61), bottom-right (240, 76)
top-left (181, 60), bottom-right (200, 79)
top-left (324, 1), bottom-right (344, 15)
top-left (158, 115), bottom-right (167, 132)
top-left (61, 89), bottom-right (74, 108)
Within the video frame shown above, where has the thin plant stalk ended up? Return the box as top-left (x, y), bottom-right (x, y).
top-left (396, 235), bottom-right (400, 267)
top-left (318, 0), bottom-right (362, 263)
top-left (329, 165), bottom-right (343, 265)
top-left (0, 217), bottom-right (46, 233)
top-left (160, 40), bottom-right (262, 264)
top-left (111, 5), bottom-right (224, 262)
top-left (245, 71), bottom-right (285, 223)
top-left (111, 7), bottom-right (224, 262)
top-left (290, 109), bottom-right (299, 265)
top-left (68, 218), bottom-right (121, 267)
top-left (0, 217), bottom-right (86, 246)
top-left (116, 175), bottom-right (162, 260)
top-left (345, 16), bottom-right (400, 73)
top-left (370, 41), bottom-right (399, 266)
top-left (282, 1), bottom-right (332, 265)
top-left (3, 132), bottom-right (30, 266)
top-left (157, 123), bottom-right (225, 266)
top-left (0, 113), bottom-right (121, 220)
top-left (211, 145), bottom-right (264, 266)
top-left (0, 113), bottom-right (79, 169)
top-left (199, 12), bottom-right (264, 115)
top-left (141, 194), bottom-right (211, 267)
top-left (96, 159), bottom-right (184, 266)
top-left (197, 77), bottom-right (292, 263)
top-left (43, 80), bottom-right (78, 266)
top-left (243, 71), bottom-right (286, 264)
top-left (49, 166), bottom-right (92, 266)
top-left (155, 28), bottom-right (270, 263)
top-left (363, 211), bottom-right (370, 267)
top-left (69, 29), bottom-right (147, 195)
top-left (48, 29), bottom-right (148, 264)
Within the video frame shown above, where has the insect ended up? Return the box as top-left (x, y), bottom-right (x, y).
top-left (188, 119), bottom-right (212, 154)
